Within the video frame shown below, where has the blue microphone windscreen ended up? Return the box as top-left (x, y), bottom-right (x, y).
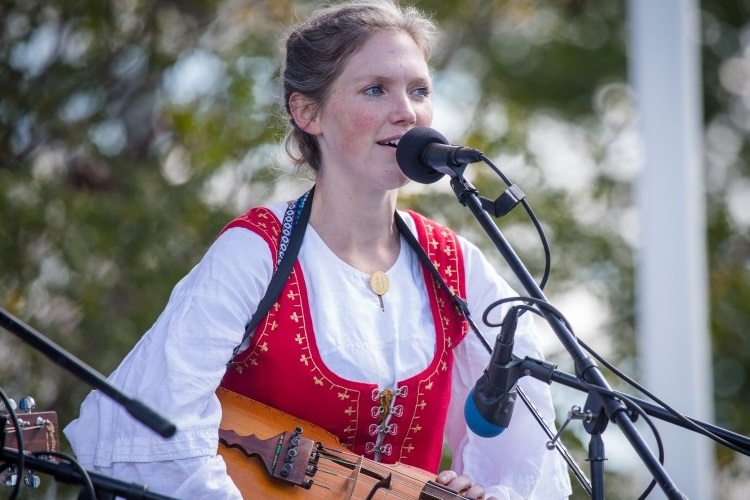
top-left (464, 388), bottom-right (507, 438)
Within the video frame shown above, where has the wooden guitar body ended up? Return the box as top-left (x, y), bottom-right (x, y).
top-left (217, 387), bottom-right (468, 499)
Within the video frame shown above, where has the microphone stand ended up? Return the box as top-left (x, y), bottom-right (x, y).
top-left (519, 356), bottom-right (750, 487)
top-left (1, 447), bottom-right (176, 500)
top-left (1, 306), bottom-right (178, 498)
top-left (0, 307), bottom-right (176, 438)
top-left (537, 361), bottom-right (750, 453)
top-left (444, 169), bottom-right (686, 499)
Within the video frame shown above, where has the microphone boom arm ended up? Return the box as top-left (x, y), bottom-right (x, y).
top-left (0, 306), bottom-right (176, 439)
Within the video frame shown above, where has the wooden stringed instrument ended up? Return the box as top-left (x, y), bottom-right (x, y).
top-left (217, 387), bottom-right (472, 499)
top-left (2, 403), bottom-right (60, 488)
top-left (2, 409), bottom-right (59, 457)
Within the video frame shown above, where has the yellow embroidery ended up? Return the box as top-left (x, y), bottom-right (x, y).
top-left (295, 333), bottom-right (304, 344)
top-left (338, 392), bottom-right (350, 400)
top-left (300, 354), bottom-right (311, 366)
top-left (313, 376), bottom-right (324, 386)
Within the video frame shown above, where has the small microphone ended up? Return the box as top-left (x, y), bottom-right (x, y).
top-left (464, 306), bottom-right (521, 437)
top-left (396, 127), bottom-right (484, 184)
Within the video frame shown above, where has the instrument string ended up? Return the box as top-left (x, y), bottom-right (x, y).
top-left (310, 447), bottom-right (464, 499)
top-left (5, 424), bottom-right (48, 433)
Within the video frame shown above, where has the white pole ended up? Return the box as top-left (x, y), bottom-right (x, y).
top-left (629, 0), bottom-right (714, 498)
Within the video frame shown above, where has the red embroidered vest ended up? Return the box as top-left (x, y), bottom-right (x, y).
top-left (220, 207), bottom-right (468, 473)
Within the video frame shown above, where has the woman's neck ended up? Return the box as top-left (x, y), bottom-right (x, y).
top-left (308, 183), bottom-right (401, 275)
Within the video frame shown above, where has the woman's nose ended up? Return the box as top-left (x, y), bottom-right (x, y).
top-left (390, 93), bottom-right (418, 124)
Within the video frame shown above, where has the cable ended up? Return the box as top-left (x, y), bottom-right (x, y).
top-left (480, 154), bottom-right (552, 291)
top-left (577, 336), bottom-right (750, 456)
top-left (482, 296), bottom-right (574, 334)
top-left (31, 450), bottom-right (97, 500)
top-left (0, 388), bottom-right (23, 500)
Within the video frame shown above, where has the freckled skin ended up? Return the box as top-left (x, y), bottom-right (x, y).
top-left (313, 31), bottom-right (433, 194)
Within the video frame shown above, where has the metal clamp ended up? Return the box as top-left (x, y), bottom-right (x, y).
top-left (546, 405), bottom-right (598, 450)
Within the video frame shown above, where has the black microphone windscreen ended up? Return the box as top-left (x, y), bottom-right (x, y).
top-left (396, 127), bottom-right (448, 184)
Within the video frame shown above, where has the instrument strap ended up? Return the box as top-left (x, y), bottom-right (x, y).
top-left (229, 186), bottom-right (314, 361)
top-left (394, 212), bottom-right (474, 324)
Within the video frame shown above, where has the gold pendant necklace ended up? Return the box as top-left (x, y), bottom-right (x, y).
top-left (369, 271), bottom-right (389, 311)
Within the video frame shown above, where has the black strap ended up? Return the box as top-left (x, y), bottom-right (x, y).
top-left (395, 212), bottom-right (486, 347)
top-left (394, 212), bottom-right (473, 320)
top-left (230, 187), bottom-right (314, 360)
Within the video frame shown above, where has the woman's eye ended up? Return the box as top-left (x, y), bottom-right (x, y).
top-left (364, 86), bottom-right (384, 96)
top-left (413, 87), bottom-right (431, 98)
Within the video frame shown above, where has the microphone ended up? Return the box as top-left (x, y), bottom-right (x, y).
top-left (396, 127), bottom-right (484, 184)
top-left (464, 306), bottom-right (522, 437)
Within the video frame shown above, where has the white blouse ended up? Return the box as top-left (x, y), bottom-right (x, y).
top-left (64, 204), bottom-right (572, 499)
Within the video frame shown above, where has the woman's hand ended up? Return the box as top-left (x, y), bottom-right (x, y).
top-left (436, 470), bottom-right (498, 500)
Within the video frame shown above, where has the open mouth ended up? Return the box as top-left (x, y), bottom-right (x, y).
top-left (377, 138), bottom-right (400, 148)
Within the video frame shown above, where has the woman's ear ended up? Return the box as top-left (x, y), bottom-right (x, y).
top-left (289, 92), bottom-right (321, 136)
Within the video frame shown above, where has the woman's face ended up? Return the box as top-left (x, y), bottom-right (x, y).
top-left (313, 30), bottom-right (433, 192)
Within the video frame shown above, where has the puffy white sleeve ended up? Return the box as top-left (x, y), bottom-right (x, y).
top-left (63, 226), bottom-right (275, 499)
top-left (445, 236), bottom-right (572, 499)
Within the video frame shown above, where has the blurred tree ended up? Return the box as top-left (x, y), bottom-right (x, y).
top-left (1, 0), bottom-right (749, 498)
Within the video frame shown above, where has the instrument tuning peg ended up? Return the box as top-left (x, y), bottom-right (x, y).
top-left (2, 467), bottom-right (18, 487)
top-left (18, 396), bottom-right (36, 413)
top-left (280, 463), bottom-right (293, 477)
top-left (23, 472), bottom-right (41, 489)
top-left (0, 399), bottom-right (17, 415)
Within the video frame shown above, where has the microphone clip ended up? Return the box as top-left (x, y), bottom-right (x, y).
top-left (469, 355), bottom-right (523, 436)
top-left (480, 184), bottom-right (526, 218)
